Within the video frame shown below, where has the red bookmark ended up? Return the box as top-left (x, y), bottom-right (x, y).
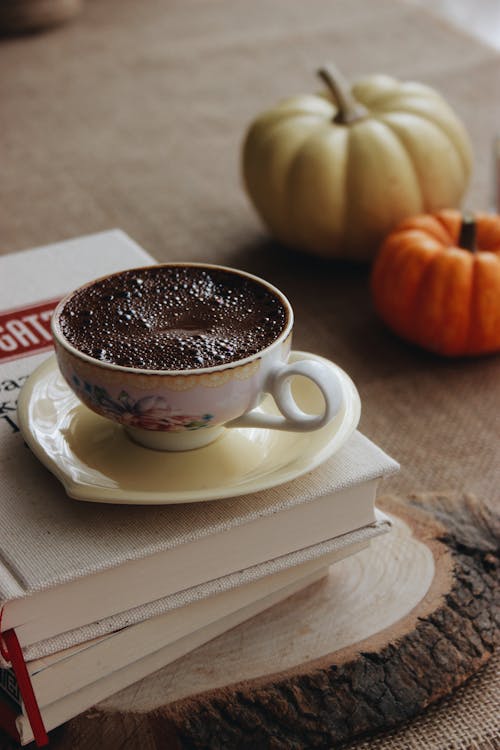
top-left (2, 628), bottom-right (49, 747)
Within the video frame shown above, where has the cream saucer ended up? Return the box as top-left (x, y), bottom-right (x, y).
top-left (18, 352), bottom-right (361, 504)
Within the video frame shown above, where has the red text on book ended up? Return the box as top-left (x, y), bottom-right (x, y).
top-left (0, 299), bottom-right (60, 363)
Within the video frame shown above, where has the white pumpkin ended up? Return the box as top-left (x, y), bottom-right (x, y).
top-left (242, 65), bottom-right (472, 261)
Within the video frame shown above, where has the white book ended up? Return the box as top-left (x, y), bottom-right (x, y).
top-left (1, 469), bottom-right (393, 654)
top-left (0, 231), bottom-right (398, 654)
top-left (20, 524), bottom-right (390, 708)
top-left (0, 530), bottom-right (387, 746)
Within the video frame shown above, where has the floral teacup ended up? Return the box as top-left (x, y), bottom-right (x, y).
top-left (51, 264), bottom-right (344, 451)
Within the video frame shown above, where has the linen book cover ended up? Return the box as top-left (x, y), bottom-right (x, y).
top-left (0, 233), bottom-right (399, 648)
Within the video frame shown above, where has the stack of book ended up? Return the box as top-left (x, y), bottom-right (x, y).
top-left (0, 232), bottom-right (398, 747)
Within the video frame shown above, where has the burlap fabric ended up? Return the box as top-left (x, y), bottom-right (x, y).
top-left (1, 0), bottom-right (498, 747)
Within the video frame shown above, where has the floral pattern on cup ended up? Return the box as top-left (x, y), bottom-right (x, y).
top-left (70, 374), bottom-right (214, 432)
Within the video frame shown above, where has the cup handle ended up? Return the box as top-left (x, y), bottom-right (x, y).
top-left (227, 359), bottom-right (343, 432)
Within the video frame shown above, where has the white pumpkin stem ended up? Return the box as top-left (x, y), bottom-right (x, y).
top-left (317, 64), bottom-right (368, 125)
top-left (458, 213), bottom-right (477, 253)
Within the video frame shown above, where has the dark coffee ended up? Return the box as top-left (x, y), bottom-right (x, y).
top-left (57, 265), bottom-right (288, 370)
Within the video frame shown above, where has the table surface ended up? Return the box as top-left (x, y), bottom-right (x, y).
top-left (0, 0), bottom-right (499, 748)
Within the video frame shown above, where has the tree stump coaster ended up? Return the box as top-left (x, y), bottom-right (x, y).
top-left (12, 493), bottom-right (500, 749)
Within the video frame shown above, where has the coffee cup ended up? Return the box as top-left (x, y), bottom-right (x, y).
top-left (51, 263), bottom-right (344, 451)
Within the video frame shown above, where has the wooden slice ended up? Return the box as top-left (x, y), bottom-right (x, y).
top-left (46, 492), bottom-right (498, 749)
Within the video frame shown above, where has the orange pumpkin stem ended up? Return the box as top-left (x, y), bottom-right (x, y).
top-left (458, 213), bottom-right (477, 253)
top-left (317, 64), bottom-right (368, 125)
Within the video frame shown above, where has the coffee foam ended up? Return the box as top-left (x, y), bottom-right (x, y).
top-left (57, 266), bottom-right (288, 370)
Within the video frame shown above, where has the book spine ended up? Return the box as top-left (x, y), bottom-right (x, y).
top-left (1, 629), bottom-right (48, 747)
top-left (0, 689), bottom-right (21, 744)
top-left (0, 665), bottom-right (21, 708)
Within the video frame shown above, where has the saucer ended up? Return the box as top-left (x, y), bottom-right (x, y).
top-left (18, 352), bottom-right (361, 504)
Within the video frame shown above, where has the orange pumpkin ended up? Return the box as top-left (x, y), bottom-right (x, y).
top-left (371, 210), bottom-right (500, 356)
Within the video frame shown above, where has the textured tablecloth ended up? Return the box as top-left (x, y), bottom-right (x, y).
top-left (1, 0), bottom-right (499, 747)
